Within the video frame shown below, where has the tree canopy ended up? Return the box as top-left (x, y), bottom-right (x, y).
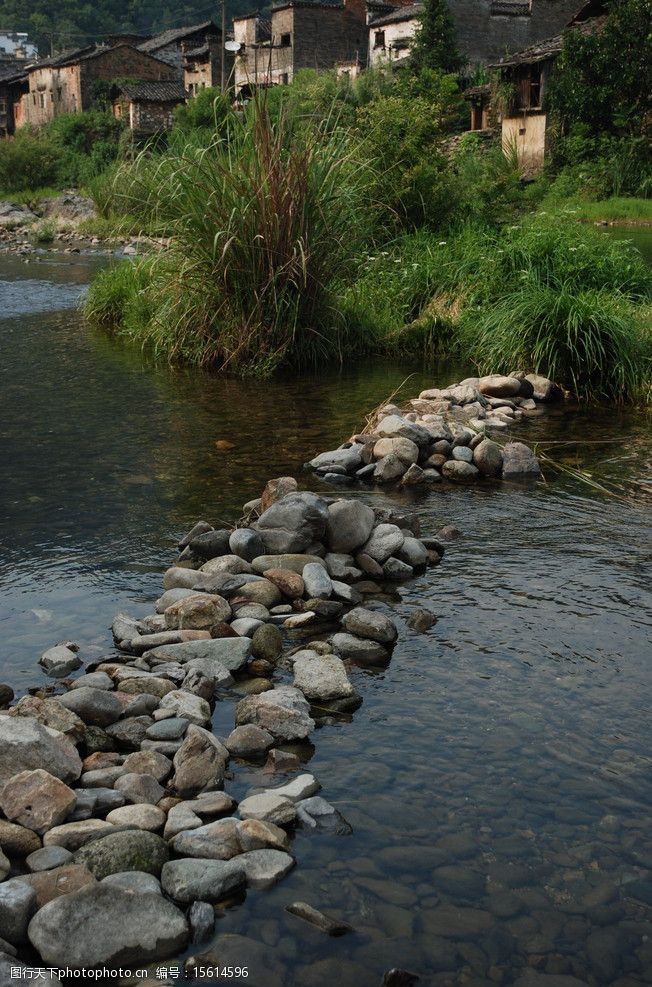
top-left (547, 0), bottom-right (652, 137)
top-left (0, 1), bottom-right (252, 55)
top-left (410, 0), bottom-right (462, 75)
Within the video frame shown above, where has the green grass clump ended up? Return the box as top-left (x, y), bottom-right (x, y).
top-left (85, 259), bottom-right (155, 337)
top-left (29, 219), bottom-right (57, 245)
top-left (86, 105), bottom-right (377, 373)
top-left (455, 218), bottom-right (652, 403)
top-left (459, 283), bottom-right (651, 403)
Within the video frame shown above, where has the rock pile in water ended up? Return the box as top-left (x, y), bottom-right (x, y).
top-left (0, 479), bottom-right (446, 974)
top-left (308, 373), bottom-right (563, 487)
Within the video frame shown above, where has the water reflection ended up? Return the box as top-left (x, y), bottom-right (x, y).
top-left (0, 252), bottom-right (651, 986)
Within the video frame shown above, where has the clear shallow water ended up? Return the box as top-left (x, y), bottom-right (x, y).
top-left (1, 251), bottom-right (651, 986)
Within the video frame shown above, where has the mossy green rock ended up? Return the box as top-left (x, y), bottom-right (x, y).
top-left (73, 830), bottom-right (169, 879)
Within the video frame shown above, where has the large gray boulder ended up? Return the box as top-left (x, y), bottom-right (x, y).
top-left (235, 686), bottom-right (315, 741)
top-left (161, 858), bottom-right (245, 904)
top-left (164, 593), bottom-right (230, 630)
top-left (255, 492), bottom-right (329, 554)
top-left (293, 652), bottom-right (354, 701)
top-left (144, 636), bottom-right (251, 672)
top-left (341, 607), bottom-right (398, 645)
top-left (309, 446), bottom-right (363, 473)
top-left (362, 524), bottom-right (404, 563)
top-left (73, 830), bottom-right (169, 879)
top-left (0, 770), bottom-right (76, 835)
top-left (28, 883), bottom-right (188, 968)
top-left (229, 528), bottom-right (265, 562)
top-left (375, 414), bottom-right (432, 446)
top-left (158, 691), bottom-right (211, 726)
top-left (39, 643), bottom-right (83, 678)
top-left (171, 725), bottom-right (228, 798)
top-left (0, 879), bottom-right (36, 944)
top-left (0, 717), bottom-right (81, 789)
top-left (478, 375), bottom-right (522, 398)
top-left (473, 438), bottom-right (503, 477)
top-left (331, 633), bottom-right (389, 666)
top-left (238, 849), bottom-right (295, 889)
top-left (502, 441), bottom-right (541, 478)
top-left (171, 818), bottom-right (240, 860)
top-left (326, 500), bottom-right (375, 553)
top-left (251, 553), bottom-right (326, 575)
top-left (524, 373), bottom-right (562, 402)
top-left (58, 688), bottom-right (123, 727)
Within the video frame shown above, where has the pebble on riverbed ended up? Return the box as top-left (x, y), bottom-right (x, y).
top-left (0, 475), bottom-right (445, 970)
top-left (307, 371), bottom-right (563, 487)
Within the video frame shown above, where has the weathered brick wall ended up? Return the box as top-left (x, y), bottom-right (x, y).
top-left (293, 7), bottom-right (367, 74)
top-left (80, 47), bottom-right (177, 110)
top-left (448, 0), bottom-right (582, 64)
top-left (20, 64), bottom-right (82, 126)
top-left (132, 98), bottom-right (180, 133)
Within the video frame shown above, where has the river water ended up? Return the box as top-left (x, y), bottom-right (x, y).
top-left (0, 244), bottom-right (651, 987)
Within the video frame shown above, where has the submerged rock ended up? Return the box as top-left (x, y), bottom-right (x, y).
top-left (39, 643), bottom-right (83, 678)
top-left (502, 441), bottom-right (541, 477)
top-left (286, 901), bottom-right (352, 936)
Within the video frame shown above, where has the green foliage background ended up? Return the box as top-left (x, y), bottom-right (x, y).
top-left (0, 1), bottom-right (254, 54)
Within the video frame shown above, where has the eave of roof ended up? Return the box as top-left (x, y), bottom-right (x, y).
top-left (138, 21), bottom-right (217, 53)
top-left (369, 3), bottom-right (422, 27)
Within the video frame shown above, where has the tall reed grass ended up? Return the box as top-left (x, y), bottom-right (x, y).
top-left (87, 105), bottom-right (377, 373)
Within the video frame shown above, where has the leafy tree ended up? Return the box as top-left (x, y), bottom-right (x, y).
top-left (547, 0), bottom-right (652, 138)
top-left (410, 0), bottom-right (463, 75)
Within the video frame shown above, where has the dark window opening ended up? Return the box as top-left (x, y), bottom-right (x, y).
top-left (516, 63), bottom-right (542, 110)
top-left (280, 33), bottom-right (291, 47)
top-left (374, 30), bottom-right (386, 49)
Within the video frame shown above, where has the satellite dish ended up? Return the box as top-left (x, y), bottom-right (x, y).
top-left (225, 40), bottom-right (242, 52)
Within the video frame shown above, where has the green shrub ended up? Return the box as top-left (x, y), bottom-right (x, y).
top-left (0, 131), bottom-right (59, 192)
top-left (458, 283), bottom-right (651, 403)
top-left (87, 104), bottom-right (378, 373)
top-left (29, 219), bottom-right (56, 245)
top-left (173, 88), bottom-right (232, 135)
top-left (85, 258), bottom-right (155, 335)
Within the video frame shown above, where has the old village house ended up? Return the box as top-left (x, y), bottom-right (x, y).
top-left (138, 21), bottom-right (222, 79)
top-left (487, 0), bottom-right (607, 175)
top-left (232, 0), bottom-right (369, 94)
top-left (15, 44), bottom-right (177, 130)
top-left (112, 80), bottom-right (188, 135)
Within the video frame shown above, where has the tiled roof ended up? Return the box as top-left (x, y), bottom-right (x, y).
top-left (119, 80), bottom-right (188, 101)
top-left (271, 0), bottom-right (344, 11)
top-left (138, 21), bottom-right (216, 53)
top-left (369, 3), bottom-right (422, 27)
top-left (490, 1), bottom-right (531, 17)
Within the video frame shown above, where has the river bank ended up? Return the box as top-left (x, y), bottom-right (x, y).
top-left (1, 252), bottom-right (651, 985)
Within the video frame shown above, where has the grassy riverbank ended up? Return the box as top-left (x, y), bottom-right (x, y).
top-left (72, 50), bottom-right (652, 400)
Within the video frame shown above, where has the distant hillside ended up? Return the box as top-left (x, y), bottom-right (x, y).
top-left (0, 1), bottom-right (258, 56)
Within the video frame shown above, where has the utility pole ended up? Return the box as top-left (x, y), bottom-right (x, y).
top-left (220, 0), bottom-right (226, 92)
